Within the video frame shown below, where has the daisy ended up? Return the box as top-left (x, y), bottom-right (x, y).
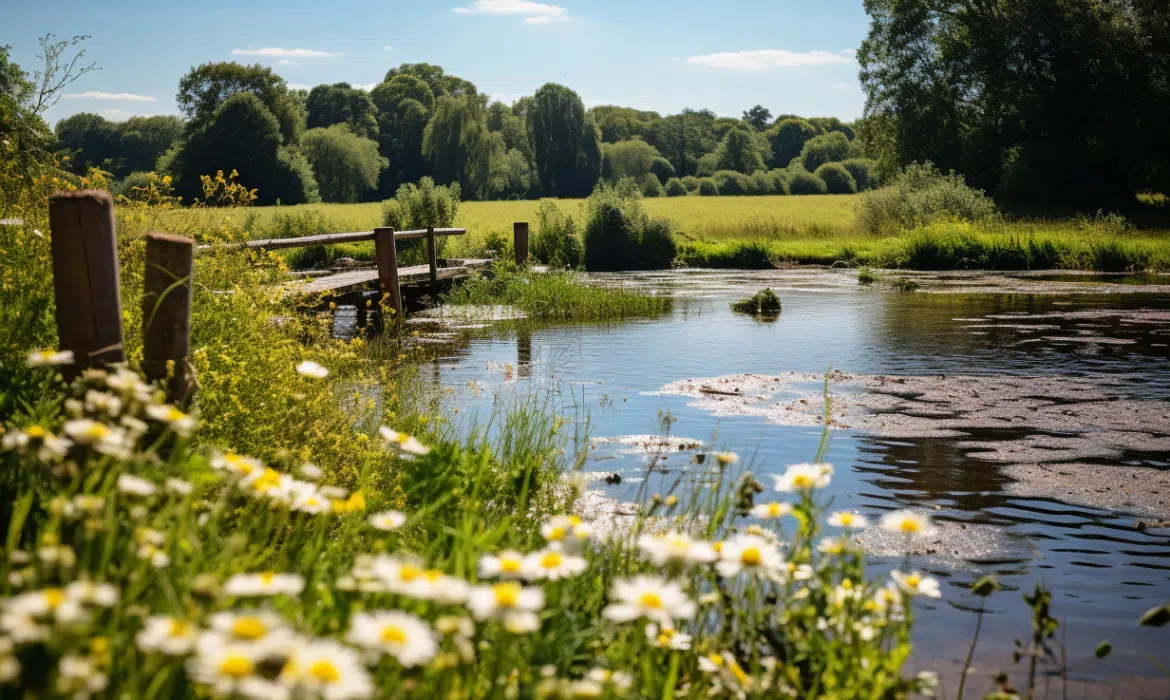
top-left (750, 502), bottom-right (792, 520)
top-left (716, 534), bottom-right (785, 578)
top-left (27, 349), bottom-right (74, 367)
top-left (187, 637), bottom-right (268, 697)
top-left (372, 557), bottom-right (469, 605)
top-left (347, 611), bottom-right (438, 667)
top-left (636, 531), bottom-right (717, 567)
top-left (602, 575), bottom-right (695, 626)
top-left (136, 615), bottom-right (199, 655)
top-left (56, 654), bottom-right (107, 698)
top-left (209, 610), bottom-right (296, 652)
top-left (521, 548), bottom-right (587, 581)
top-left (224, 572), bottom-right (305, 598)
top-left (773, 463), bottom-right (832, 492)
top-left (299, 463), bottom-right (323, 480)
top-left (714, 452), bottom-right (739, 467)
top-left (280, 639), bottom-right (373, 700)
top-left (880, 511), bottom-right (937, 538)
top-left (586, 668), bottom-right (633, 691)
top-left (63, 420), bottom-right (131, 457)
top-left (84, 390), bottom-right (123, 417)
top-left (0, 612), bottom-right (48, 643)
top-left (891, 570), bottom-right (942, 598)
top-left (817, 537), bottom-right (850, 556)
top-left (7, 587), bottom-right (87, 624)
top-left (478, 550), bottom-right (526, 580)
top-left (368, 510), bottom-right (407, 531)
top-left (644, 622), bottom-right (692, 650)
top-left (65, 581), bottom-right (118, 608)
top-left (166, 478), bottom-right (194, 496)
top-left (296, 361), bottom-right (329, 379)
top-left (212, 452), bottom-right (266, 480)
top-left (378, 427), bottom-right (430, 456)
top-left (145, 404), bottom-right (197, 437)
top-left (828, 511), bottom-right (868, 529)
top-left (117, 474), bottom-right (158, 497)
top-left (541, 515), bottom-right (593, 549)
top-left (467, 581), bottom-right (544, 633)
top-left (1, 426), bottom-right (72, 461)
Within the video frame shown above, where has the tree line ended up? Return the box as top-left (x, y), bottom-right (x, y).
top-left (50, 61), bottom-right (876, 205)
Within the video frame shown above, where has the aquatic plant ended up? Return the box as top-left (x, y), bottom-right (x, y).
top-left (857, 267), bottom-right (877, 285)
top-left (731, 288), bottom-right (782, 314)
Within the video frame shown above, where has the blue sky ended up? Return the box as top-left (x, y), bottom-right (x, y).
top-left (4, 0), bottom-right (871, 127)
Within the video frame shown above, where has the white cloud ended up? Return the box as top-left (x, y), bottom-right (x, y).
top-left (63, 91), bottom-right (156, 102)
top-left (686, 49), bottom-right (852, 71)
top-left (453, 0), bottom-right (569, 24)
top-left (231, 47), bottom-right (341, 58)
top-left (842, 48), bottom-right (857, 56)
top-left (383, 44), bottom-right (394, 51)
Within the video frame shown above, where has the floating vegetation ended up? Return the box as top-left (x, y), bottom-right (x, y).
top-left (730, 288), bottom-right (782, 315)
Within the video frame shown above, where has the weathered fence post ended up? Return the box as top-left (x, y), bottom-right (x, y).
top-left (374, 227), bottom-right (402, 320)
top-left (426, 226), bottom-right (439, 283)
top-left (514, 222), bottom-right (529, 266)
top-left (141, 233), bottom-right (194, 404)
top-left (48, 190), bottom-right (125, 378)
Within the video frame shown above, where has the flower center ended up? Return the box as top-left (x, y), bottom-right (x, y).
top-left (900, 519), bottom-right (920, 533)
top-left (232, 617), bottom-right (267, 640)
top-left (166, 407), bottom-right (186, 422)
top-left (639, 592), bottom-right (663, 609)
top-left (501, 558), bottom-right (521, 573)
top-left (547, 527), bottom-right (565, 541)
top-left (220, 655), bottom-right (254, 678)
top-left (381, 625), bottom-right (407, 644)
top-left (768, 504), bottom-right (783, 517)
top-left (85, 424), bottom-right (110, 440)
top-left (399, 565), bottom-right (424, 581)
top-left (309, 660), bottom-right (340, 684)
top-left (260, 572), bottom-right (276, 585)
top-left (43, 588), bottom-right (66, 609)
top-left (905, 574), bottom-right (921, 587)
top-left (540, 552), bottom-right (562, 569)
top-left (26, 426), bottom-right (45, 438)
top-left (841, 513), bottom-right (854, 525)
top-left (741, 547), bottom-right (762, 566)
top-left (792, 474), bottom-right (811, 488)
top-left (168, 620), bottom-right (190, 638)
top-left (493, 582), bottom-right (521, 607)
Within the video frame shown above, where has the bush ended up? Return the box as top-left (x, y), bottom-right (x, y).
top-left (841, 158), bottom-right (878, 191)
top-left (640, 172), bottom-right (665, 197)
top-left (698, 178), bottom-right (720, 196)
top-left (115, 171), bottom-right (158, 200)
top-left (582, 178), bottom-right (677, 270)
top-left (857, 162), bottom-right (997, 234)
top-left (788, 168), bottom-right (828, 195)
top-left (800, 131), bottom-right (852, 171)
top-left (301, 125), bottom-right (387, 203)
top-left (381, 177), bottom-right (461, 264)
top-left (681, 175), bottom-right (701, 193)
top-left (532, 199), bottom-right (583, 268)
top-left (712, 170), bottom-right (756, 196)
top-left (814, 163), bottom-right (858, 194)
top-left (753, 169), bottom-right (789, 195)
top-left (731, 288), bottom-right (782, 314)
top-left (664, 177), bottom-right (688, 197)
top-left (649, 156), bottom-right (675, 184)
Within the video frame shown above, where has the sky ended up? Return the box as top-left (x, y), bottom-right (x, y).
top-left (3, 0), bottom-right (871, 127)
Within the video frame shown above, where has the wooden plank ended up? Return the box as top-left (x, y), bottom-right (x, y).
top-left (426, 227), bottom-right (438, 282)
top-left (48, 190), bottom-right (125, 378)
top-left (374, 227), bottom-right (402, 320)
top-left (514, 221), bottom-right (529, 266)
top-left (289, 259), bottom-right (494, 296)
top-left (235, 228), bottom-right (466, 251)
top-left (141, 233), bottom-right (194, 404)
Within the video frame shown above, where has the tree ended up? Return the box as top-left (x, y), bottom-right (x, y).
top-left (742, 105), bottom-right (773, 131)
top-left (54, 112), bottom-right (121, 174)
top-left (715, 126), bottom-right (769, 174)
top-left (800, 132), bottom-right (851, 171)
top-left (174, 92), bottom-right (317, 205)
top-left (423, 94), bottom-right (501, 199)
top-left (814, 162), bottom-right (858, 194)
top-left (602, 139), bottom-right (660, 181)
top-left (118, 115), bottom-right (183, 174)
top-left (176, 62), bottom-right (304, 144)
top-left (305, 83), bottom-right (377, 139)
top-left (807, 117), bottom-right (855, 140)
top-left (301, 125), bottom-right (387, 202)
top-left (385, 63), bottom-right (477, 100)
top-left (646, 109), bottom-right (717, 178)
top-left (766, 118), bottom-right (819, 168)
top-left (528, 83), bottom-right (602, 198)
top-left (590, 105), bottom-right (660, 143)
top-left (370, 75), bottom-right (434, 114)
top-left (371, 76), bottom-right (435, 195)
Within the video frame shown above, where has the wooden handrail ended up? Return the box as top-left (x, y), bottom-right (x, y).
top-left (230, 227), bottom-right (466, 251)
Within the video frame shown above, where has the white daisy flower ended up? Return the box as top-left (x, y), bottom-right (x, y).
top-left (27, 349), bottom-right (74, 367)
top-left (212, 452), bottom-right (266, 480)
top-left (166, 478), bottom-right (194, 496)
top-left (478, 550), bottom-right (526, 580)
top-left (0, 612), bottom-right (49, 643)
top-left (7, 587), bottom-right (87, 624)
top-left (371, 557), bottom-right (469, 605)
top-left (521, 548), bottom-right (587, 581)
top-left (136, 615), bottom-right (198, 655)
top-left (56, 654), bottom-right (107, 698)
top-left (84, 390), bottom-right (123, 417)
top-left (209, 610), bottom-right (296, 652)
top-left (63, 419), bottom-right (131, 457)
top-left (1, 426), bottom-right (72, 461)
top-left (880, 511), bottom-right (937, 538)
top-left (346, 611), bottom-right (437, 667)
top-left (773, 463), bottom-right (832, 492)
top-left (817, 537), bottom-right (850, 556)
top-left (636, 531), bottom-right (717, 567)
top-left (644, 623), bottom-right (692, 650)
top-left (224, 572), bottom-right (305, 598)
top-left (466, 581), bottom-right (545, 632)
top-left (117, 474), bottom-right (158, 497)
top-left (299, 463), bottom-right (324, 480)
top-left (777, 561), bottom-right (815, 583)
top-left (750, 502), bottom-right (792, 520)
top-left (828, 511), bottom-right (868, 529)
top-left (541, 515), bottom-right (592, 549)
top-left (602, 575), bottom-right (695, 626)
top-left (295, 361), bottom-right (329, 379)
top-left (368, 510), bottom-right (407, 531)
top-left (716, 534), bottom-right (785, 578)
top-left (145, 404), bottom-right (197, 437)
top-left (891, 570), bottom-right (942, 598)
top-left (586, 668), bottom-right (633, 691)
top-left (280, 639), bottom-right (373, 700)
top-left (378, 427), bottom-right (430, 456)
top-left (187, 637), bottom-right (267, 697)
top-left (65, 581), bottom-right (118, 607)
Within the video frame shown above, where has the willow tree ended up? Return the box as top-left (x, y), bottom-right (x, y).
top-left (528, 83), bottom-right (601, 198)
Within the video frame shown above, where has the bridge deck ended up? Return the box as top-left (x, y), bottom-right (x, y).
top-left (288, 258), bottom-right (494, 297)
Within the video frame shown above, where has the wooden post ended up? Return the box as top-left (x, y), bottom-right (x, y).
top-left (141, 233), bottom-right (194, 404)
top-left (48, 190), bottom-right (125, 378)
top-left (514, 222), bottom-right (529, 266)
top-left (374, 227), bottom-right (402, 320)
top-left (426, 226), bottom-right (438, 283)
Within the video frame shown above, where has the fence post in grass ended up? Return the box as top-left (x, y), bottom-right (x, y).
top-left (426, 226), bottom-right (439, 283)
top-left (514, 221), bottom-right (529, 266)
top-left (374, 227), bottom-right (402, 321)
top-left (48, 190), bottom-right (125, 379)
top-left (141, 233), bottom-right (194, 404)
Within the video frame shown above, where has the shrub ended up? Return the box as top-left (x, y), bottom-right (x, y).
top-left (116, 171), bottom-right (159, 200)
top-left (532, 199), bottom-right (583, 268)
top-left (301, 124), bottom-right (387, 203)
top-left (858, 267), bottom-right (877, 285)
top-left (712, 170), bottom-right (756, 196)
top-left (750, 170), bottom-right (787, 195)
top-left (582, 178), bottom-right (677, 270)
top-left (857, 162), bottom-right (997, 234)
top-left (649, 156), bottom-right (675, 184)
top-left (841, 158), bottom-right (878, 191)
top-left (731, 288), bottom-right (782, 314)
top-left (698, 178), bottom-right (720, 196)
top-left (640, 172), bottom-right (665, 197)
top-left (800, 131), bottom-right (852, 171)
top-left (814, 163), bottom-right (858, 194)
top-left (788, 168), bottom-right (828, 195)
top-left (381, 177), bottom-right (461, 264)
top-left (680, 175), bottom-right (701, 193)
top-left (664, 177), bottom-right (688, 197)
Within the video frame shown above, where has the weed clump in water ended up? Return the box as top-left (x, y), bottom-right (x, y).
top-left (891, 277), bottom-right (920, 292)
top-left (731, 288), bottom-right (782, 314)
top-left (858, 267), bottom-right (877, 285)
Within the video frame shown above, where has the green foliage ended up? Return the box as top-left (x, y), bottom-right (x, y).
top-left (114, 171), bottom-right (156, 200)
top-left (715, 126), bottom-right (769, 174)
top-left (814, 162), bottom-right (858, 194)
top-left (380, 176), bottom-right (460, 230)
top-left (788, 168), bottom-right (828, 195)
top-left (529, 83), bottom-right (601, 198)
top-left (698, 178), bottom-right (720, 196)
top-left (752, 169), bottom-right (789, 195)
top-left (640, 172), bottom-right (665, 197)
top-left (801, 131), bottom-right (852, 171)
top-left (712, 170), bottom-right (755, 196)
top-left (645, 108), bottom-right (717, 178)
top-left (301, 125), bottom-right (388, 203)
top-left (582, 179), bottom-right (678, 270)
top-left (385, 62), bottom-right (477, 100)
top-left (305, 83), bottom-right (378, 139)
top-left (589, 105), bottom-right (660, 143)
top-left (531, 199), bottom-right (582, 268)
top-left (742, 104), bottom-right (773, 131)
top-left (55, 114), bottom-right (183, 178)
top-left (807, 116), bottom-right (856, 140)
top-left (602, 139), bottom-right (660, 182)
top-left (841, 158), bottom-right (878, 191)
top-left (766, 118), bottom-right (819, 168)
top-left (649, 156), bottom-right (675, 184)
top-left (422, 95), bottom-right (503, 200)
top-left (680, 175), bottom-right (701, 193)
top-left (857, 162), bottom-right (997, 233)
top-left (676, 240), bottom-right (775, 268)
top-left (664, 177), bottom-right (687, 197)
top-left (176, 62), bottom-right (304, 145)
top-left (731, 287), bottom-right (782, 314)
top-left (857, 267), bottom-right (876, 285)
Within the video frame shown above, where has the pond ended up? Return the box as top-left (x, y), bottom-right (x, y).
top-left (409, 269), bottom-right (1170, 689)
